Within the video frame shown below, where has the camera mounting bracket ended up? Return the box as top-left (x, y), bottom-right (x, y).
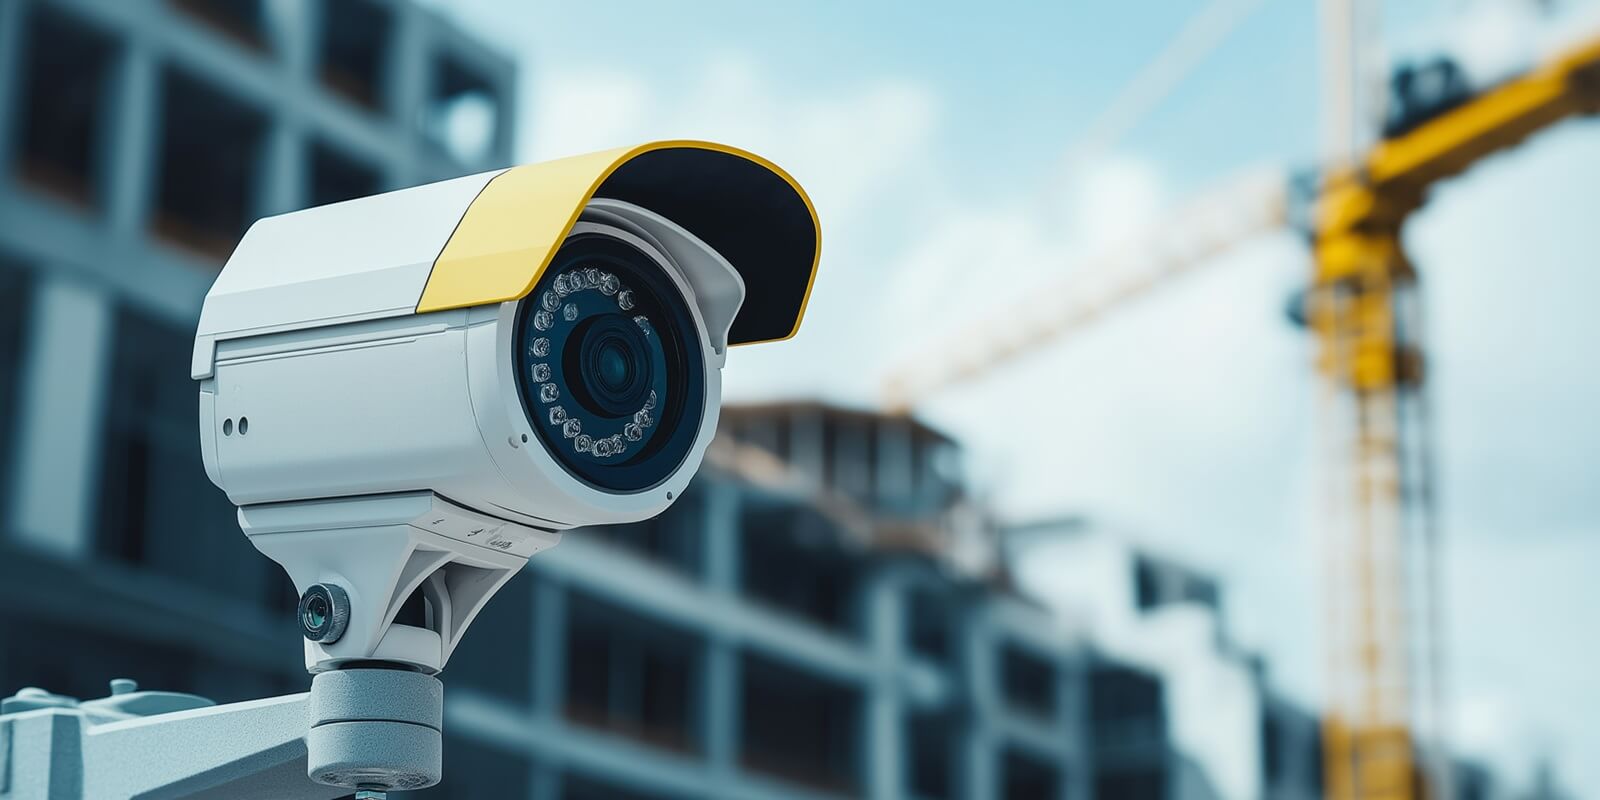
top-left (239, 491), bottom-right (560, 674)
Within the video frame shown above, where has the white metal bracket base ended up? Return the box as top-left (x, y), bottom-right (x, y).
top-left (239, 491), bottom-right (560, 673)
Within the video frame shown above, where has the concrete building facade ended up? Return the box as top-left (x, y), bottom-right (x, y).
top-left (0, 3), bottom-right (1104, 798)
top-left (0, 3), bottom-right (1348, 799)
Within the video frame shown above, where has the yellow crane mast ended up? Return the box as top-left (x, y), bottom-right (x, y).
top-left (1315, 36), bottom-right (1600, 800)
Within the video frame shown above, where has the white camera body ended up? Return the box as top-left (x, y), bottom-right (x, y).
top-left (192, 142), bottom-right (819, 674)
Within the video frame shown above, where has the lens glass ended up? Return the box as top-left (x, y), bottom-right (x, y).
top-left (303, 595), bottom-right (328, 631)
top-left (597, 342), bottom-right (630, 390)
top-left (514, 233), bottom-right (707, 492)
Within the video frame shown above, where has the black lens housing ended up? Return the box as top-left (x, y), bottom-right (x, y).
top-left (513, 233), bottom-right (707, 493)
top-left (299, 583), bottom-right (350, 643)
top-left (568, 314), bottom-right (654, 417)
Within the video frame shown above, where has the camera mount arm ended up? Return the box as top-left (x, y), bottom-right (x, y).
top-left (240, 491), bottom-right (556, 675)
top-left (0, 672), bottom-right (434, 800)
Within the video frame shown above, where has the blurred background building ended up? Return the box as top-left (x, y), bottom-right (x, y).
top-left (0, 1), bottom-right (1577, 799)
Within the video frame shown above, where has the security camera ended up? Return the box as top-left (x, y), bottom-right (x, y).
top-left (191, 141), bottom-right (820, 678)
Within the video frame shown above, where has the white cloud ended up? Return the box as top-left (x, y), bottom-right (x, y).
top-left (877, 154), bottom-right (1175, 373)
top-left (523, 70), bottom-right (655, 162)
top-left (1069, 157), bottom-right (1172, 250)
top-left (523, 56), bottom-right (948, 401)
top-left (1392, 0), bottom-right (1600, 87)
top-left (1450, 1), bottom-right (1543, 84)
top-left (526, 56), bottom-right (941, 231)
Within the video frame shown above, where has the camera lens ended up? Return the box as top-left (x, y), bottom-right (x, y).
top-left (515, 233), bottom-right (707, 492)
top-left (596, 341), bottom-right (632, 392)
top-left (304, 595), bottom-right (329, 629)
top-left (299, 583), bottom-right (350, 643)
top-left (572, 316), bottom-right (652, 416)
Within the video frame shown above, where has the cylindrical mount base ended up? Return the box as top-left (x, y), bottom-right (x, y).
top-left (306, 667), bottom-right (444, 791)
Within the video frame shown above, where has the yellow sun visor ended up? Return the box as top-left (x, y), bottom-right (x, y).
top-left (416, 140), bottom-right (821, 346)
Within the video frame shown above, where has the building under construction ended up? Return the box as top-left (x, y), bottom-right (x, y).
top-left (0, 1), bottom-right (1556, 799)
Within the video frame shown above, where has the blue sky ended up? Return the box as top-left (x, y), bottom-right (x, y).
top-left (429, 0), bottom-right (1600, 793)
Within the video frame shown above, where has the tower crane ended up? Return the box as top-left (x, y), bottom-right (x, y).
top-left (1313, 35), bottom-right (1600, 800)
top-left (881, 33), bottom-right (1600, 800)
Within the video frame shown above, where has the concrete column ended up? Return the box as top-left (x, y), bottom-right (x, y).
top-left (703, 482), bottom-right (741, 792)
top-left (6, 277), bottom-right (114, 556)
top-left (259, 0), bottom-right (314, 217)
top-left (274, 0), bottom-right (319, 80)
top-left (959, 602), bottom-right (997, 800)
top-left (1058, 658), bottom-right (1088, 800)
top-left (527, 759), bottom-right (560, 800)
top-left (527, 566), bottom-right (564, 799)
top-left (790, 408), bottom-right (825, 489)
top-left (489, 60), bottom-right (518, 167)
top-left (384, 2), bottom-right (431, 189)
top-left (704, 635), bottom-right (741, 792)
top-left (702, 481), bottom-right (741, 591)
top-left (259, 121), bottom-right (307, 217)
top-left (104, 32), bottom-right (160, 240)
top-left (531, 576), bottom-right (568, 720)
top-left (865, 564), bottom-right (906, 800)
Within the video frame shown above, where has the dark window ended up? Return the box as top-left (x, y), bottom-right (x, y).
top-left (907, 585), bottom-right (952, 663)
top-left (1187, 576), bottom-right (1220, 612)
top-left (447, 569), bottom-right (534, 707)
top-left (739, 653), bottom-right (860, 794)
top-left (907, 711), bottom-right (955, 799)
top-left (1089, 663), bottom-right (1164, 723)
top-left (820, 417), bottom-right (838, 490)
top-left (152, 69), bottom-right (268, 261)
top-left (1001, 748), bottom-right (1061, 800)
top-left (1134, 555), bottom-right (1222, 614)
top-left (564, 595), bottom-right (701, 754)
top-left (915, 432), bottom-right (935, 488)
top-left (96, 309), bottom-right (270, 605)
top-left (12, 6), bottom-right (117, 209)
top-left (318, 0), bottom-right (392, 110)
top-left (169, 0), bottom-right (270, 51)
top-left (587, 482), bottom-right (704, 575)
top-left (1261, 709), bottom-right (1284, 784)
top-left (864, 418), bottom-right (882, 501)
top-left (1135, 558), bottom-right (1160, 611)
top-left (1088, 662), bottom-right (1166, 755)
top-left (412, 734), bottom-right (530, 800)
top-left (774, 418), bottom-right (793, 463)
top-left (0, 617), bottom-right (291, 707)
top-left (426, 53), bottom-right (500, 163)
top-left (562, 774), bottom-right (679, 800)
top-left (1000, 643), bottom-right (1057, 720)
top-left (308, 141), bottom-right (382, 208)
top-left (1094, 767), bottom-right (1165, 800)
top-left (717, 416), bottom-right (789, 462)
top-left (1456, 764), bottom-right (1491, 800)
top-left (739, 504), bottom-right (859, 633)
top-left (0, 263), bottom-right (29, 517)
top-left (825, 418), bottom-right (874, 502)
